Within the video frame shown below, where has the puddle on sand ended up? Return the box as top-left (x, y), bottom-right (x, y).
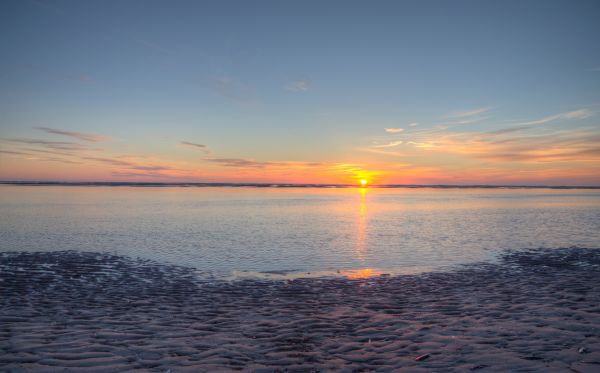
top-left (226, 265), bottom-right (437, 281)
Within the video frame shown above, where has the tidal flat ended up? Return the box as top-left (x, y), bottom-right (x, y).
top-left (1, 248), bottom-right (600, 372)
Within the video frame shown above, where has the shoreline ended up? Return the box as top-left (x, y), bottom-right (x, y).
top-left (1, 248), bottom-right (599, 372)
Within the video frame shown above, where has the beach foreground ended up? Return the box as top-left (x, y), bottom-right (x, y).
top-left (1, 249), bottom-right (599, 372)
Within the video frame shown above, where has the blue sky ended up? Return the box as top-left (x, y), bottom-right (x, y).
top-left (1, 0), bottom-right (599, 184)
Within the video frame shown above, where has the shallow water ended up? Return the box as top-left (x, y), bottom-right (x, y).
top-left (1, 185), bottom-right (599, 275)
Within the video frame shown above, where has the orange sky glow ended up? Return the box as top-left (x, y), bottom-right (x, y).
top-left (1, 2), bottom-right (599, 186)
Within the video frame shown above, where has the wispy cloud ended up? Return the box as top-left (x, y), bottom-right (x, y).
top-left (448, 106), bottom-right (492, 118)
top-left (563, 109), bottom-right (594, 119)
top-left (488, 109), bottom-right (593, 135)
top-left (0, 149), bottom-right (83, 165)
top-left (131, 37), bottom-right (172, 55)
top-left (2, 138), bottom-right (91, 151)
top-left (517, 109), bottom-right (592, 126)
top-left (203, 158), bottom-right (331, 171)
top-left (4, 127), bottom-right (404, 183)
top-left (35, 127), bottom-right (109, 142)
top-left (204, 158), bottom-right (285, 168)
top-left (179, 141), bottom-right (211, 155)
top-left (82, 155), bottom-right (187, 177)
top-left (109, 167), bottom-right (195, 180)
top-left (285, 78), bottom-right (311, 92)
top-left (211, 76), bottom-right (253, 102)
top-left (402, 126), bottom-right (600, 163)
top-left (20, 147), bottom-right (74, 157)
top-left (19, 64), bottom-right (93, 83)
top-left (129, 165), bottom-right (173, 171)
top-left (36, 157), bottom-right (82, 165)
top-left (180, 141), bottom-right (206, 149)
top-left (0, 150), bottom-right (30, 156)
top-left (374, 140), bottom-right (403, 148)
top-left (438, 107), bottom-right (492, 126)
top-left (409, 122), bottom-right (418, 127)
top-left (81, 156), bottom-right (135, 167)
top-left (440, 116), bottom-right (489, 125)
top-left (365, 106), bottom-right (599, 165)
top-left (385, 128), bottom-right (404, 133)
top-left (361, 148), bottom-right (408, 157)
top-left (473, 131), bottom-right (600, 163)
top-left (406, 141), bottom-right (436, 149)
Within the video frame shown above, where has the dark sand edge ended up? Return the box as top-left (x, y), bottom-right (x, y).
top-left (1, 248), bottom-right (600, 372)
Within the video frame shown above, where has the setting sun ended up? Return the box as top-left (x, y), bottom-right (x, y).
top-left (360, 179), bottom-right (368, 187)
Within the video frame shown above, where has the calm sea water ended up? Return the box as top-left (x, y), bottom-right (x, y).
top-left (1, 185), bottom-right (599, 277)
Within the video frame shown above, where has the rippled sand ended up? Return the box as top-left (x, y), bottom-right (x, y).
top-left (1, 249), bottom-right (599, 372)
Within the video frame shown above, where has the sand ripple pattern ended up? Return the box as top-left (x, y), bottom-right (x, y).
top-left (1, 249), bottom-right (600, 372)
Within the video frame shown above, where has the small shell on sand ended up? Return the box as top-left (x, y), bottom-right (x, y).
top-left (415, 353), bottom-right (430, 361)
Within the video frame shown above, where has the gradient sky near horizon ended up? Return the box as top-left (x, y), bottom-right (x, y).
top-left (1, 0), bottom-right (599, 185)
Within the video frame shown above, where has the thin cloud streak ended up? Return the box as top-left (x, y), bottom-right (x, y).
top-left (81, 156), bottom-right (182, 174)
top-left (35, 127), bottom-right (109, 142)
top-left (0, 150), bottom-right (30, 156)
top-left (440, 116), bottom-right (489, 126)
top-left (2, 138), bottom-right (92, 151)
top-left (361, 147), bottom-right (408, 157)
top-left (81, 156), bottom-right (135, 167)
top-left (516, 109), bottom-right (592, 126)
top-left (179, 141), bottom-right (211, 155)
top-left (18, 64), bottom-right (94, 83)
top-left (374, 140), bottom-right (403, 148)
top-left (20, 148), bottom-right (74, 157)
top-left (285, 79), bottom-right (311, 92)
top-left (211, 76), bottom-right (253, 102)
top-left (364, 107), bottom-right (599, 166)
top-left (448, 107), bottom-right (491, 118)
top-left (488, 109), bottom-right (593, 135)
top-left (204, 158), bottom-right (283, 168)
top-left (36, 157), bottom-right (82, 165)
top-left (404, 128), bottom-right (600, 163)
top-left (131, 37), bottom-right (172, 55)
top-left (0, 149), bottom-right (83, 165)
top-left (180, 141), bottom-right (206, 149)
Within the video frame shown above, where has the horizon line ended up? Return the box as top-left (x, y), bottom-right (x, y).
top-left (1, 181), bottom-right (599, 189)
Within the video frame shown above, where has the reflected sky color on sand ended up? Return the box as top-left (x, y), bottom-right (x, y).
top-left (1, 186), bottom-right (600, 277)
top-left (341, 268), bottom-right (384, 280)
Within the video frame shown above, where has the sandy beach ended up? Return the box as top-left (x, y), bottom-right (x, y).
top-left (1, 248), bottom-right (599, 372)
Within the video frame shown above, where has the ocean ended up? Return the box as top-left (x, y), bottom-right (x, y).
top-left (1, 185), bottom-right (599, 277)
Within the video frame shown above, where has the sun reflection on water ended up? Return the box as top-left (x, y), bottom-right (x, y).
top-left (356, 187), bottom-right (368, 261)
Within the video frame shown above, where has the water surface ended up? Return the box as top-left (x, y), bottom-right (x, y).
top-left (1, 186), bottom-right (599, 276)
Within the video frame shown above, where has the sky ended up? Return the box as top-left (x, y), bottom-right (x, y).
top-left (1, 0), bottom-right (599, 185)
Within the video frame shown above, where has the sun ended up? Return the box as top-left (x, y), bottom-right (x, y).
top-left (360, 179), bottom-right (368, 187)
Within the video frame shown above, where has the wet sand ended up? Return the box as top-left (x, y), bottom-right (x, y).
top-left (1, 248), bottom-right (599, 372)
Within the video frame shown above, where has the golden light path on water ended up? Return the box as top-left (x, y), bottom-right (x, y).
top-left (230, 185), bottom-right (392, 281)
top-left (355, 187), bottom-right (368, 262)
top-left (347, 185), bottom-right (385, 279)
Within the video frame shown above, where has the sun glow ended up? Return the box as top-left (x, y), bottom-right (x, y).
top-left (360, 179), bottom-right (368, 187)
